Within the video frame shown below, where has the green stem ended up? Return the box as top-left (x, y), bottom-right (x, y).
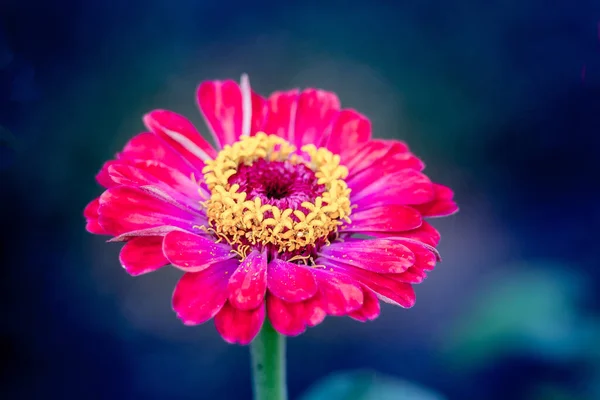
top-left (250, 320), bottom-right (287, 400)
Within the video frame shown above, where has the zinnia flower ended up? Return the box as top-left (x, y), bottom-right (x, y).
top-left (84, 74), bottom-right (458, 344)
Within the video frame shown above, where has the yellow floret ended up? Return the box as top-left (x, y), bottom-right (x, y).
top-left (202, 133), bottom-right (352, 253)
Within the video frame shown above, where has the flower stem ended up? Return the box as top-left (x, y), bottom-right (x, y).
top-left (250, 320), bottom-right (287, 400)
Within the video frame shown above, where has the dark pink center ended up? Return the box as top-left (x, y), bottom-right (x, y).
top-left (229, 159), bottom-right (326, 210)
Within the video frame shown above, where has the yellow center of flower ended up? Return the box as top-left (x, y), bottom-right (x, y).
top-left (201, 133), bottom-right (352, 254)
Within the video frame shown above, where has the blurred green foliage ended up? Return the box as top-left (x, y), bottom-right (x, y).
top-left (300, 370), bottom-right (446, 400)
top-left (444, 262), bottom-right (599, 368)
top-left (442, 261), bottom-right (600, 399)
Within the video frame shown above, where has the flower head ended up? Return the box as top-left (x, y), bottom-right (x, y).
top-left (85, 74), bottom-right (458, 344)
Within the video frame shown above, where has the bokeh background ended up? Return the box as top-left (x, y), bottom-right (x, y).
top-left (2, 1), bottom-right (600, 399)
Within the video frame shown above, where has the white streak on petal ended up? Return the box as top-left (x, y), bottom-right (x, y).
top-left (287, 92), bottom-right (298, 143)
top-left (163, 128), bottom-right (212, 161)
top-left (240, 73), bottom-right (252, 137)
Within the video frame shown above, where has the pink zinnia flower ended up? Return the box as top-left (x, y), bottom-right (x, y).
top-left (84, 75), bottom-right (458, 344)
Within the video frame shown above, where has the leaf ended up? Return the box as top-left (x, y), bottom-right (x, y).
top-left (299, 370), bottom-right (446, 400)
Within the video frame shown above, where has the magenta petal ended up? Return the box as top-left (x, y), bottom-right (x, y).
top-left (349, 287), bottom-right (380, 322)
top-left (262, 90), bottom-right (299, 142)
top-left (267, 296), bottom-right (308, 336)
top-left (227, 250), bottom-right (268, 310)
top-left (108, 226), bottom-right (187, 242)
top-left (322, 261), bottom-right (416, 308)
top-left (392, 239), bottom-right (439, 271)
top-left (389, 151), bottom-right (426, 171)
top-left (369, 222), bottom-right (441, 247)
top-left (344, 205), bottom-right (422, 233)
top-left (268, 292), bottom-right (327, 334)
top-left (414, 184), bottom-right (459, 217)
top-left (326, 110), bottom-right (371, 158)
top-left (362, 277), bottom-right (415, 308)
top-left (344, 140), bottom-right (396, 178)
top-left (107, 162), bottom-right (203, 214)
top-left (319, 239), bottom-right (415, 273)
top-left (250, 91), bottom-right (268, 135)
top-left (84, 198), bottom-right (107, 234)
top-left (128, 160), bottom-right (203, 200)
top-left (267, 259), bottom-right (318, 302)
top-left (346, 141), bottom-right (424, 183)
top-left (371, 282), bottom-right (415, 308)
top-left (389, 267), bottom-right (428, 284)
top-left (390, 221), bottom-right (441, 247)
top-left (197, 80), bottom-right (244, 147)
top-left (313, 269), bottom-right (363, 316)
top-left (95, 160), bottom-right (119, 188)
top-left (294, 89), bottom-right (341, 148)
top-left (172, 260), bottom-right (238, 325)
top-left (163, 230), bottom-right (234, 272)
top-left (118, 132), bottom-right (197, 177)
top-left (119, 236), bottom-right (168, 276)
top-left (302, 293), bottom-right (327, 327)
top-left (351, 169), bottom-right (435, 207)
top-left (143, 110), bottom-right (217, 167)
top-left (98, 187), bottom-right (196, 235)
top-left (214, 301), bottom-right (265, 345)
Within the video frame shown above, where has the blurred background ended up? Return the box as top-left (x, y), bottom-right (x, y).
top-left (1, 1), bottom-right (600, 399)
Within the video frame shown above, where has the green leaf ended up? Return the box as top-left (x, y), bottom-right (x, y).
top-left (299, 370), bottom-right (446, 400)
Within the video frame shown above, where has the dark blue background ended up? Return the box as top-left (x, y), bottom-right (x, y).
top-left (2, 1), bottom-right (600, 399)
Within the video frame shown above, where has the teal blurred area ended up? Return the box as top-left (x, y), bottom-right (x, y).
top-left (1, 1), bottom-right (600, 399)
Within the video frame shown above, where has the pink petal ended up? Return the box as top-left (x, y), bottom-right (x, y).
top-left (389, 267), bottom-right (428, 284)
top-left (98, 187), bottom-right (196, 235)
top-left (163, 230), bottom-right (234, 272)
top-left (262, 90), bottom-right (299, 142)
top-left (351, 169), bottom-right (435, 207)
top-left (392, 239), bottom-right (439, 271)
top-left (413, 184), bottom-right (459, 217)
top-left (392, 221), bottom-right (441, 246)
top-left (267, 296), bottom-right (309, 336)
top-left (302, 292), bottom-right (327, 327)
top-left (143, 110), bottom-right (217, 168)
top-left (369, 222), bottom-right (442, 248)
top-left (344, 205), bottom-right (422, 233)
top-left (378, 238), bottom-right (440, 284)
top-left (322, 261), bottom-right (416, 308)
top-left (313, 269), bottom-right (364, 316)
top-left (95, 160), bottom-right (119, 188)
top-left (109, 226), bottom-right (188, 242)
top-left (227, 250), bottom-right (268, 310)
top-left (267, 259), bottom-right (318, 302)
top-left (214, 301), bottom-right (265, 345)
top-left (107, 162), bottom-right (203, 214)
top-left (347, 149), bottom-right (425, 190)
top-left (391, 152), bottom-right (426, 171)
top-left (119, 236), bottom-right (168, 276)
top-left (250, 91), bottom-right (268, 135)
top-left (319, 239), bottom-right (415, 273)
top-left (172, 260), bottom-right (238, 325)
top-left (267, 292), bottom-right (329, 336)
top-left (128, 160), bottom-right (205, 200)
top-left (371, 281), bottom-right (415, 308)
top-left (118, 132), bottom-right (197, 177)
top-left (84, 198), bottom-right (107, 234)
top-left (349, 287), bottom-right (381, 322)
top-left (344, 140), bottom-right (397, 178)
top-left (293, 89), bottom-right (341, 147)
top-left (326, 110), bottom-right (371, 158)
top-left (197, 80), bottom-right (244, 147)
